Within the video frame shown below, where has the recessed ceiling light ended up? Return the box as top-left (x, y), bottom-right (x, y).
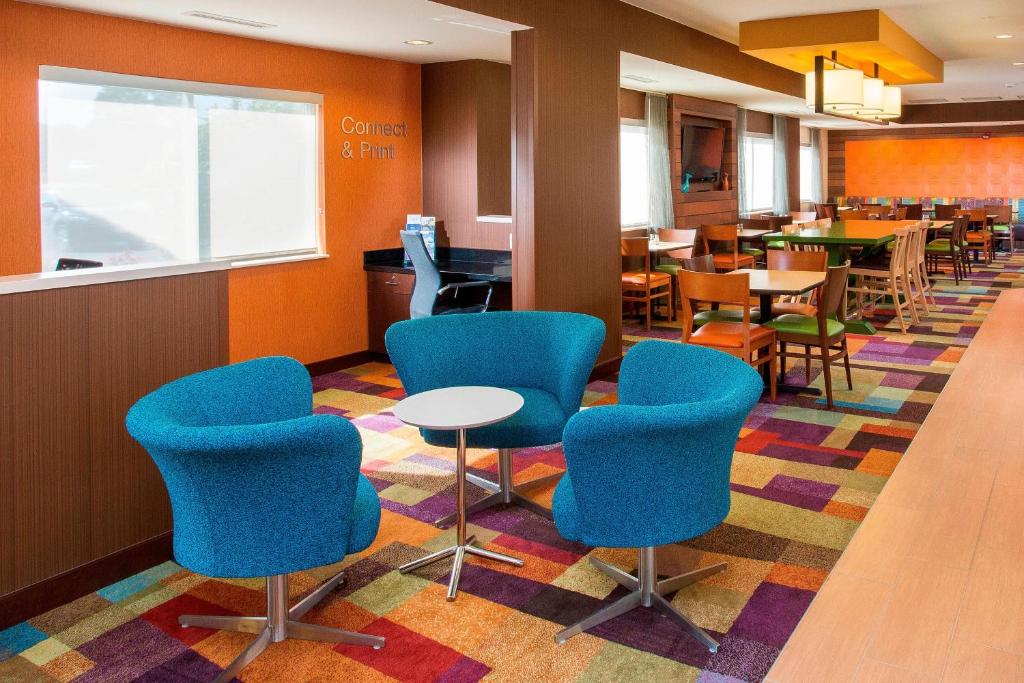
top-left (404, 39), bottom-right (433, 46)
top-left (995, 34), bottom-right (1014, 39)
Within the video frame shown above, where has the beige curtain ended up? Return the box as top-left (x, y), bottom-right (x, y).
top-left (645, 93), bottom-right (674, 230)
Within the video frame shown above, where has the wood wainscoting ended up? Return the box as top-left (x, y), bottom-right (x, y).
top-left (0, 270), bottom-right (228, 627)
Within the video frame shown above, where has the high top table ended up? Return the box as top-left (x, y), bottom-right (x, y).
top-left (394, 386), bottom-right (525, 600)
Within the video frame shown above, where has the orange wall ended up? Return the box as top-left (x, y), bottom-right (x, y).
top-left (0, 0), bottom-right (422, 364)
top-left (845, 137), bottom-right (1024, 198)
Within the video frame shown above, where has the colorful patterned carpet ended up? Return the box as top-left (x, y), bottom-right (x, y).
top-left (2, 257), bottom-right (1022, 683)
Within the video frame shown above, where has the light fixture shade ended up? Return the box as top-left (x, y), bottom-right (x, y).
top-left (823, 68), bottom-right (864, 111)
top-left (857, 77), bottom-right (884, 113)
top-left (875, 85), bottom-right (902, 119)
top-left (805, 70), bottom-right (816, 108)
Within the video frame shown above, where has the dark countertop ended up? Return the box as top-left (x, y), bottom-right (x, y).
top-left (364, 247), bottom-right (512, 283)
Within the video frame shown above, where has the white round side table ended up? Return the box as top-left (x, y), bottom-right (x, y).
top-left (393, 386), bottom-right (525, 601)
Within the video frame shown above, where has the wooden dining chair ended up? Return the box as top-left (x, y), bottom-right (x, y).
top-left (701, 224), bottom-right (756, 272)
top-left (984, 204), bottom-right (1015, 255)
top-left (655, 228), bottom-right (697, 314)
top-left (621, 237), bottom-right (672, 330)
top-left (890, 206), bottom-right (909, 221)
top-left (677, 269), bottom-right (776, 400)
top-left (814, 203), bottom-right (837, 220)
top-left (859, 203), bottom-right (884, 219)
top-left (958, 209), bottom-right (994, 264)
top-left (767, 249), bottom-right (828, 384)
top-left (901, 203), bottom-right (923, 220)
top-left (849, 228), bottom-right (917, 333)
top-left (926, 214), bottom-right (971, 284)
top-left (841, 209), bottom-right (869, 221)
top-left (934, 203), bottom-right (961, 221)
top-left (766, 262), bottom-right (853, 410)
top-left (905, 221), bottom-right (934, 317)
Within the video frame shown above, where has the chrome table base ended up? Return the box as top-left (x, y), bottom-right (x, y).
top-left (179, 573), bottom-right (383, 683)
top-left (434, 447), bottom-right (562, 527)
top-left (400, 430), bottom-right (524, 600)
top-left (554, 547), bottom-right (726, 652)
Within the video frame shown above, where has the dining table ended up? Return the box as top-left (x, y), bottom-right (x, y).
top-left (734, 268), bottom-right (827, 395)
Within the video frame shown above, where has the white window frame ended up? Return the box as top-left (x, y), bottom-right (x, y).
top-left (38, 66), bottom-right (327, 269)
top-left (620, 118), bottom-right (650, 228)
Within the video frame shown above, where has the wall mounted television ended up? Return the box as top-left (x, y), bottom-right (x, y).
top-left (680, 124), bottom-right (725, 187)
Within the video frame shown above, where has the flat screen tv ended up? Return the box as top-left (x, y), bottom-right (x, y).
top-left (680, 124), bottom-right (725, 185)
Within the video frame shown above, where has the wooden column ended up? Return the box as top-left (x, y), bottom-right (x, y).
top-left (509, 10), bottom-right (622, 362)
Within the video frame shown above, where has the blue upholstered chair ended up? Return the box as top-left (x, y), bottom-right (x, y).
top-left (386, 311), bottom-right (605, 526)
top-left (551, 340), bottom-right (762, 651)
top-left (126, 357), bottom-right (384, 683)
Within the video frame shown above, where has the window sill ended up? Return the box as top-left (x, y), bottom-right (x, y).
top-left (230, 252), bottom-right (329, 268)
top-left (0, 252), bottom-right (328, 296)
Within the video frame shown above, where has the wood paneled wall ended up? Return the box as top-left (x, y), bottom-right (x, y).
top-left (828, 124), bottom-right (1024, 198)
top-left (620, 88), bottom-right (646, 119)
top-left (669, 95), bottom-right (738, 228)
top-left (422, 60), bottom-right (512, 251)
top-left (0, 272), bottom-right (228, 600)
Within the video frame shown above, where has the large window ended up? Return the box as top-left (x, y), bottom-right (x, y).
top-left (620, 122), bottom-right (650, 226)
top-left (39, 67), bottom-right (322, 271)
top-left (742, 136), bottom-right (774, 212)
top-left (799, 145), bottom-right (814, 202)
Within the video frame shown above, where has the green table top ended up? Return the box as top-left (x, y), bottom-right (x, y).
top-left (764, 220), bottom-right (910, 247)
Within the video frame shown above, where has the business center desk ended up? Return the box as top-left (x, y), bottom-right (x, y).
top-left (363, 247), bottom-right (512, 353)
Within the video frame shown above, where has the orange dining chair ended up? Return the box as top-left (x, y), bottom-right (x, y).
top-left (701, 224), bottom-right (756, 272)
top-left (677, 269), bottom-right (776, 400)
top-left (957, 209), bottom-right (994, 264)
top-left (621, 237), bottom-right (672, 330)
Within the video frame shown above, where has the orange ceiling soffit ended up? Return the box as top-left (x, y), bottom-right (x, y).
top-left (738, 10), bottom-right (943, 85)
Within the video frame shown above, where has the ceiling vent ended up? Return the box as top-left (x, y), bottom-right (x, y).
top-left (906, 98), bottom-right (948, 105)
top-left (623, 74), bottom-right (658, 84)
top-left (961, 96), bottom-right (1002, 102)
top-left (183, 11), bottom-right (276, 29)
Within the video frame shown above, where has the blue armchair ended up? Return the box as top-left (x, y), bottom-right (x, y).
top-left (386, 311), bottom-right (605, 525)
top-left (126, 357), bottom-right (384, 683)
top-left (551, 340), bottom-right (762, 651)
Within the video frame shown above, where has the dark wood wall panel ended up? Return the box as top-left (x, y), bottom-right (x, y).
top-left (669, 95), bottom-right (739, 229)
top-left (827, 124), bottom-right (1024, 197)
top-left (423, 60), bottom-right (512, 251)
top-left (0, 271), bottom-right (228, 598)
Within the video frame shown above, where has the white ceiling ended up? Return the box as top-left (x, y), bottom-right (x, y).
top-left (625, 0), bottom-right (1024, 104)
top-left (21, 0), bottom-right (521, 64)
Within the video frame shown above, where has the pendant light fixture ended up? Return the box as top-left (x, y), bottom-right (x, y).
top-left (805, 53), bottom-right (900, 125)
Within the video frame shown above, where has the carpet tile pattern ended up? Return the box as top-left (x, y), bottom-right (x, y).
top-left (1, 257), bottom-right (1021, 682)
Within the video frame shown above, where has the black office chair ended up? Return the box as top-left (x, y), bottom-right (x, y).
top-left (400, 230), bottom-right (492, 319)
top-left (55, 258), bottom-right (103, 270)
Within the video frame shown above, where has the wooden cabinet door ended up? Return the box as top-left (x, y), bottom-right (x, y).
top-left (367, 271), bottom-right (413, 353)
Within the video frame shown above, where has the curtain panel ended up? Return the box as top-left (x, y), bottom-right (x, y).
top-left (772, 114), bottom-right (790, 215)
top-left (645, 93), bottom-right (674, 231)
top-left (736, 108), bottom-right (749, 214)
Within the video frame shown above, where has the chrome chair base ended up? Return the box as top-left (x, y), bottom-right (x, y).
top-left (554, 547), bottom-right (726, 652)
top-left (398, 534), bottom-right (524, 601)
top-left (179, 573), bottom-right (383, 683)
top-left (435, 448), bottom-right (562, 527)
